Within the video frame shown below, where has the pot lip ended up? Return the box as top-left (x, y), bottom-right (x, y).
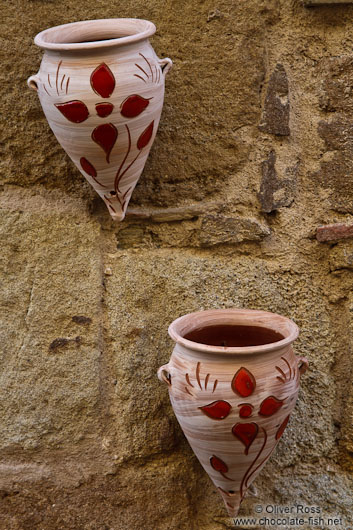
top-left (34, 18), bottom-right (156, 51)
top-left (168, 308), bottom-right (300, 355)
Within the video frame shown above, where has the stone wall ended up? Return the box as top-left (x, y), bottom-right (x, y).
top-left (1, 1), bottom-right (353, 529)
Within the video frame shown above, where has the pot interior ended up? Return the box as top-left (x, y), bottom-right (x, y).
top-left (48, 31), bottom-right (136, 45)
top-left (183, 324), bottom-right (285, 348)
top-left (75, 37), bottom-right (126, 43)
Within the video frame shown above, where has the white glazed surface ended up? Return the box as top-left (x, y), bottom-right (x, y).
top-left (28, 19), bottom-right (172, 220)
top-left (159, 309), bottom-right (307, 517)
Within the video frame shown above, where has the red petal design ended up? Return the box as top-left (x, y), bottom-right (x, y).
top-left (210, 455), bottom-right (228, 474)
top-left (199, 400), bottom-right (231, 420)
top-left (91, 123), bottom-right (118, 163)
top-left (90, 63), bottom-right (115, 98)
top-left (96, 103), bottom-right (114, 118)
top-left (259, 396), bottom-right (284, 417)
top-left (120, 94), bottom-right (150, 118)
top-left (238, 404), bottom-right (253, 418)
top-left (276, 415), bottom-right (290, 440)
top-left (80, 157), bottom-right (97, 177)
top-left (232, 423), bottom-right (258, 455)
top-left (232, 367), bottom-right (256, 397)
top-left (137, 121), bottom-right (154, 150)
top-left (55, 100), bottom-right (89, 123)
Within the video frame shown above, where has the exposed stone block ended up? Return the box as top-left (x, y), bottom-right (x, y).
top-left (126, 203), bottom-right (218, 222)
top-left (0, 196), bottom-right (103, 450)
top-left (200, 215), bottom-right (270, 246)
top-left (117, 210), bottom-right (269, 249)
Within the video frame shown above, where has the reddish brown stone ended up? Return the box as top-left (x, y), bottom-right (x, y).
top-left (259, 64), bottom-right (290, 136)
top-left (316, 224), bottom-right (353, 242)
top-left (258, 150), bottom-right (297, 213)
top-left (319, 57), bottom-right (353, 113)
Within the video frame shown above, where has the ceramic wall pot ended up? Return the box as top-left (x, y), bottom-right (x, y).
top-left (158, 309), bottom-right (308, 518)
top-left (27, 19), bottom-right (172, 221)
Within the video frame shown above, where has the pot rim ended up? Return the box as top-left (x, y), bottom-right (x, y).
top-left (33, 18), bottom-right (156, 51)
top-left (168, 308), bottom-right (299, 355)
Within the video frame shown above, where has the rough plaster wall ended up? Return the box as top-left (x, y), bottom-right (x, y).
top-left (1, 0), bottom-right (353, 529)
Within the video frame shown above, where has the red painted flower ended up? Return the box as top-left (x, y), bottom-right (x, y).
top-left (232, 367), bottom-right (256, 397)
top-left (120, 94), bottom-right (150, 118)
top-left (80, 157), bottom-right (97, 178)
top-left (55, 100), bottom-right (89, 123)
top-left (259, 396), bottom-right (284, 416)
top-left (95, 102), bottom-right (114, 117)
top-left (137, 121), bottom-right (154, 150)
top-left (232, 422), bottom-right (258, 455)
top-left (90, 63), bottom-right (115, 98)
top-left (91, 123), bottom-right (118, 163)
top-left (238, 404), bottom-right (253, 418)
top-left (199, 400), bottom-right (231, 420)
top-left (210, 455), bottom-right (228, 474)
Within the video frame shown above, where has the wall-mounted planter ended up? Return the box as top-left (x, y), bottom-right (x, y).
top-left (158, 309), bottom-right (308, 518)
top-left (27, 19), bottom-right (172, 221)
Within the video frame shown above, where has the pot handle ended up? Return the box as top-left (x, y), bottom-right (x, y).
top-left (27, 74), bottom-right (40, 92)
top-left (158, 57), bottom-right (173, 77)
top-left (297, 356), bottom-right (309, 376)
top-left (157, 363), bottom-right (172, 386)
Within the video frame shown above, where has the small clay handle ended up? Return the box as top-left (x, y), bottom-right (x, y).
top-left (297, 357), bottom-right (309, 376)
top-left (158, 58), bottom-right (173, 77)
top-left (157, 364), bottom-right (172, 386)
top-left (27, 74), bottom-right (40, 92)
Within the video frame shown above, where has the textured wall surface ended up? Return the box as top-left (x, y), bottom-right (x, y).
top-left (1, 1), bottom-right (353, 529)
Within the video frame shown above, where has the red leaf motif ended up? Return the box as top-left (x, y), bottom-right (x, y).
top-left (259, 396), bottom-right (284, 417)
top-left (90, 63), bottom-right (115, 98)
top-left (91, 123), bottom-right (118, 163)
top-left (120, 94), bottom-right (150, 118)
top-left (210, 455), bottom-right (228, 474)
top-left (96, 103), bottom-right (114, 118)
top-left (137, 121), bottom-right (154, 150)
top-left (199, 400), bottom-right (231, 420)
top-left (232, 367), bottom-right (256, 397)
top-left (232, 423), bottom-right (258, 455)
top-left (238, 404), bottom-right (253, 418)
top-left (80, 157), bottom-right (97, 177)
top-left (276, 415), bottom-right (290, 440)
top-left (55, 100), bottom-right (89, 123)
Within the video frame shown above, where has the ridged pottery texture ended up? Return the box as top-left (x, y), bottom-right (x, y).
top-left (27, 19), bottom-right (172, 221)
top-left (158, 309), bottom-right (308, 518)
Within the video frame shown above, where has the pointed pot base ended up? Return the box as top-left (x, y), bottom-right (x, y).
top-left (218, 488), bottom-right (242, 518)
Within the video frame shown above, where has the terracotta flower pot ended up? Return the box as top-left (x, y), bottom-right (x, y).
top-left (158, 309), bottom-right (308, 518)
top-left (27, 19), bottom-right (172, 221)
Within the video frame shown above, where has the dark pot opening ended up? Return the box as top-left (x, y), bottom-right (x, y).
top-left (183, 324), bottom-right (285, 348)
